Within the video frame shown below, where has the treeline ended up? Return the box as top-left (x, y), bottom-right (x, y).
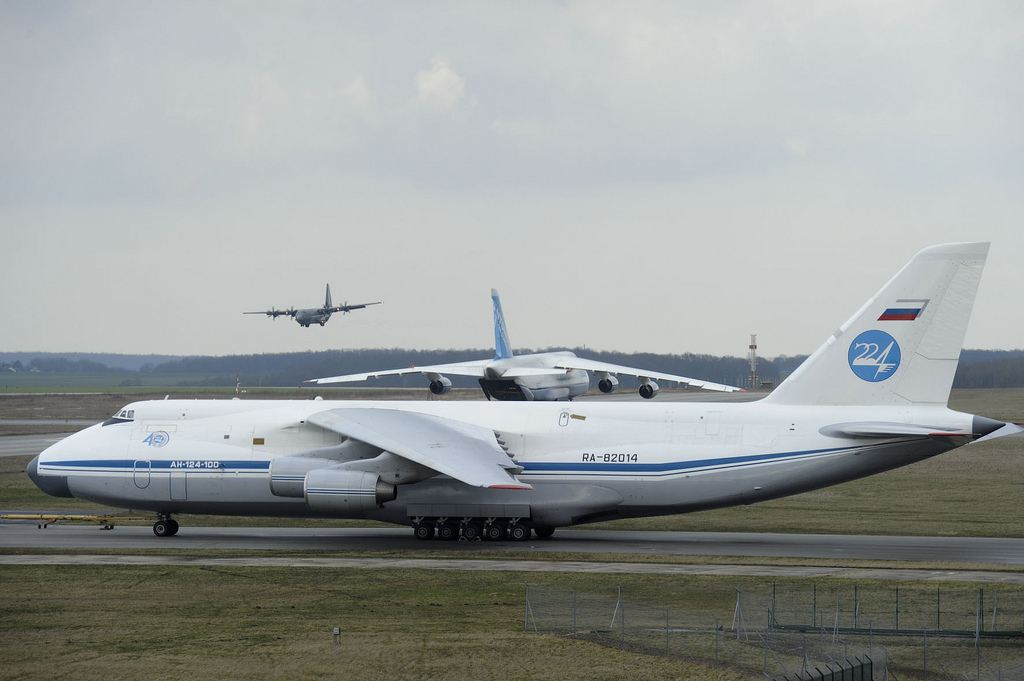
top-left (4, 348), bottom-right (1024, 389)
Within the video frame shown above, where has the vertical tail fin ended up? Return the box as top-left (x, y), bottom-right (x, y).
top-left (764, 242), bottom-right (989, 407)
top-left (325, 284), bottom-right (332, 309)
top-left (492, 289), bottom-right (513, 360)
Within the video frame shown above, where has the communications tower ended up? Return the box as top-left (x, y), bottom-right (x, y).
top-left (748, 333), bottom-right (758, 389)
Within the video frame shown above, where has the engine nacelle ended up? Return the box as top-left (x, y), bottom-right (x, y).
top-left (638, 380), bottom-right (660, 399)
top-left (269, 456), bottom-right (336, 498)
top-left (305, 467), bottom-right (397, 513)
top-left (598, 375), bottom-right (619, 393)
top-left (429, 376), bottom-right (452, 395)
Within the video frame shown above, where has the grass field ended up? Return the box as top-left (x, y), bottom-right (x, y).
top-left (2, 388), bottom-right (1022, 680)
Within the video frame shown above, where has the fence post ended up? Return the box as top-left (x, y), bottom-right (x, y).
top-left (610, 584), bottom-right (621, 630)
top-left (854, 585), bottom-right (859, 630)
top-left (572, 590), bottom-right (577, 636)
top-left (992, 589), bottom-right (999, 632)
top-left (895, 586), bottom-right (900, 633)
top-left (620, 593), bottom-right (625, 650)
top-left (923, 628), bottom-right (927, 676)
top-left (813, 583), bottom-right (817, 630)
top-left (665, 606), bottom-right (670, 656)
top-left (524, 582), bottom-right (530, 633)
top-left (833, 593), bottom-right (840, 642)
top-left (715, 616), bottom-right (720, 667)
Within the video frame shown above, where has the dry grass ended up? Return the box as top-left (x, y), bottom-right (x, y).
top-left (0, 565), bottom-right (751, 681)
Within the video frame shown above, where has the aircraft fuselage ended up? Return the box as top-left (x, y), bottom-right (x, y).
top-left (29, 397), bottom-right (980, 529)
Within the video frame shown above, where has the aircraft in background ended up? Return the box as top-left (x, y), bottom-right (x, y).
top-left (244, 284), bottom-right (382, 327)
top-left (29, 243), bottom-right (1022, 541)
top-left (306, 289), bottom-right (741, 400)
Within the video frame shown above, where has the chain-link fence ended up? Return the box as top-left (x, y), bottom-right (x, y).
top-left (524, 583), bottom-right (1024, 681)
top-left (756, 583), bottom-right (1024, 637)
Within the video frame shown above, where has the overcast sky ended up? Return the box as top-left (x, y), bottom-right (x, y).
top-left (2, 2), bottom-right (1021, 360)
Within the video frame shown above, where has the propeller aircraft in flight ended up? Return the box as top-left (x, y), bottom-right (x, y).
top-left (244, 284), bottom-right (381, 327)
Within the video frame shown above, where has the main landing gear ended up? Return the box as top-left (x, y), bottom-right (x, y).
top-left (152, 514), bottom-right (180, 537)
top-left (411, 517), bottom-right (556, 542)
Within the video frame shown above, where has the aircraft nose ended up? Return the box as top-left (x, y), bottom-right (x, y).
top-left (26, 453), bottom-right (73, 498)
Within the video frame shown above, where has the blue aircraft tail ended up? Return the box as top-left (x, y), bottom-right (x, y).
top-left (492, 289), bottom-right (513, 360)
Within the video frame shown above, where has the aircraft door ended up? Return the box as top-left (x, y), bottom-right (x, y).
top-left (133, 460), bottom-right (151, 489)
top-left (169, 472), bottom-right (187, 501)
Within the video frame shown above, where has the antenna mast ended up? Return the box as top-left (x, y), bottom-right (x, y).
top-left (748, 334), bottom-right (758, 389)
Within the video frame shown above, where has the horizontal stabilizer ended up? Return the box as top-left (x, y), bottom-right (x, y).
top-left (974, 422), bottom-right (1024, 444)
top-left (305, 408), bottom-right (530, 490)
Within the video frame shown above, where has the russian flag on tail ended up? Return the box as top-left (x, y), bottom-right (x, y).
top-left (878, 299), bottom-right (929, 321)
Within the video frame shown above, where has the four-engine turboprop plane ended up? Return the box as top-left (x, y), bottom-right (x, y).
top-left (28, 243), bottom-right (1022, 541)
top-left (244, 284), bottom-right (382, 327)
top-left (307, 289), bottom-right (741, 400)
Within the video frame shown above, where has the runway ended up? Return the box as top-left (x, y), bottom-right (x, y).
top-left (2, 522), bottom-right (1022, 575)
top-left (0, 431), bottom-right (76, 457)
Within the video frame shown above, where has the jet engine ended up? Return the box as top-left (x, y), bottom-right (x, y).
top-left (429, 376), bottom-right (452, 395)
top-left (597, 375), bottom-right (619, 394)
top-left (638, 379), bottom-right (660, 399)
top-left (269, 456), bottom-right (336, 498)
top-left (304, 467), bottom-right (397, 513)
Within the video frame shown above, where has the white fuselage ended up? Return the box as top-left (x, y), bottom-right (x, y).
top-left (483, 351), bottom-right (590, 401)
top-left (30, 397), bottom-right (976, 528)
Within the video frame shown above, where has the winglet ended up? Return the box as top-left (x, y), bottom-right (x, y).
top-left (492, 289), bottom-right (513, 360)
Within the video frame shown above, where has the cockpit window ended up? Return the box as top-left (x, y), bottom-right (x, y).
top-left (102, 407), bottom-right (135, 427)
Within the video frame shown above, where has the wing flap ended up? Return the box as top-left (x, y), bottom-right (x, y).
top-left (305, 408), bottom-right (530, 490)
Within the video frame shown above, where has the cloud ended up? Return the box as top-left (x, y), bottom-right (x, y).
top-left (415, 57), bottom-right (466, 110)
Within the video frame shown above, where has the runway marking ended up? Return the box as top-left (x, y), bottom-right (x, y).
top-left (1, 554), bottom-right (1021, 583)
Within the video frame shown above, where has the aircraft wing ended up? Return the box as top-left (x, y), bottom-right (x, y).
top-left (551, 357), bottom-right (743, 392)
top-left (243, 308), bottom-right (295, 318)
top-left (305, 408), bottom-right (530, 489)
top-left (329, 301), bottom-right (384, 313)
top-left (307, 359), bottom-right (492, 384)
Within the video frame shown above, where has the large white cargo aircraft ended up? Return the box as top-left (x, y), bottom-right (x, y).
top-left (28, 243), bottom-right (1021, 540)
top-left (307, 289), bottom-right (741, 400)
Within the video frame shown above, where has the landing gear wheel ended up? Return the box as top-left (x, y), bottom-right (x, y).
top-left (167, 519), bottom-right (180, 536)
top-left (534, 526), bottom-right (555, 539)
top-left (437, 522), bottom-right (459, 541)
top-left (484, 524), bottom-right (506, 541)
top-left (509, 522), bottom-right (531, 542)
top-left (153, 520), bottom-right (172, 537)
top-left (462, 522), bottom-right (483, 541)
top-left (414, 523), bottom-right (435, 540)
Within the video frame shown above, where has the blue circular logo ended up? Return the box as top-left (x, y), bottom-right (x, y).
top-left (143, 430), bottom-right (170, 447)
top-left (848, 330), bottom-right (901, 382)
